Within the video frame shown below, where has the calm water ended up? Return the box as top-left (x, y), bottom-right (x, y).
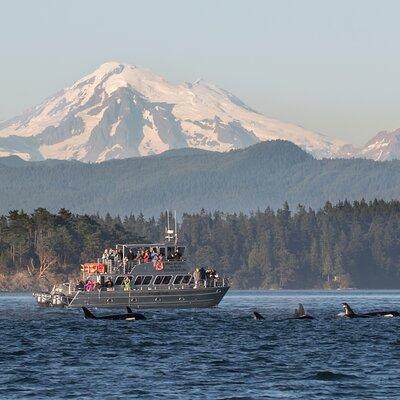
top-left (1, 291), bottom-right (400, 399)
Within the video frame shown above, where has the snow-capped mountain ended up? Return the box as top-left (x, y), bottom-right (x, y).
top-left (359, 129), bottom-right (400, 161)
top-left (0, 61), bottom-right (351, 162)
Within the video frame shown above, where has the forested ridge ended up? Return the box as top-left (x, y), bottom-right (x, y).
top-left (1, 200), bottom-right (400, 291)
top-left (2, 140), bottom-right (400, 216)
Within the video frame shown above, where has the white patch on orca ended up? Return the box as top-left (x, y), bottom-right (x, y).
top-left (337, 312), bottom-right (345, 317)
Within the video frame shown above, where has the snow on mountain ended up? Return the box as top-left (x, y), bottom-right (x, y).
top-left (359, 129), bottom-right (400, 161)
top-left (0, 61), bottom-right (351, 162)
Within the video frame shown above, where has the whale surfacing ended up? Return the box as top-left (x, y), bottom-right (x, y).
top-left (294, 303), bottom-right (314, 320)
top-left (253, 311), bottom-right (265, 320)
top-left (82, 307), bottom-right (146, 321)
top-left (342, 302), bottom-right (399, 318)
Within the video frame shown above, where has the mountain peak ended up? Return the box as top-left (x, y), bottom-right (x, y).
top-left (0, 62), bottom-right (351, 162)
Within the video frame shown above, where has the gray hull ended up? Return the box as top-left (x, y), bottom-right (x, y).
top-left (68, 286), bottom-right (230, 309)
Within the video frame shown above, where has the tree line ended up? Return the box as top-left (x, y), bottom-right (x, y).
top-left (1, 200), bottom-right (400, 290)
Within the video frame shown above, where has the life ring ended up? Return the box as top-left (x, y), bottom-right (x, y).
top-left (154, 260), bottom-right (164, 271)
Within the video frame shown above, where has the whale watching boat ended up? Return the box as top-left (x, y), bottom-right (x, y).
top-left (33, 222), bottom-right (230, 309)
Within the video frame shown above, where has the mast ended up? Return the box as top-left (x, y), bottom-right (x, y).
top-left (174, 210), bottom-right (178, 246)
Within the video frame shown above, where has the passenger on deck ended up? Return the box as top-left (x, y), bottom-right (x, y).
top-left (122, 276), bottom-right (131, 291)
top-left (117, 249), bottom-right (123, 260)
top-left (135, 249), bottom-right (143, 263)
top-left (76, 280), bottom-right (85, 291)
top-left (173, 249), bottom-right (181, 260)
top-left (151, 249), bottom-right (158, 263)
top-left (200, 267), bottom-right (207, 287)
top-left (104, 277), bottom-right (114, 290)
top-left (84, 279), bottom-right (95, 291)
top-left (127, 249), bottom-right (135, 261)
top-left (102, 249), bottom-right (109, 262)
top-left (143, 250), bottom-right (150, 263)
top-left (193, 268), bottom-right (201, 288)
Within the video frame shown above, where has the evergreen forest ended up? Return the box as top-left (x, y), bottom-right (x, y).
top-left (1, 199), bottom-right (400, 290)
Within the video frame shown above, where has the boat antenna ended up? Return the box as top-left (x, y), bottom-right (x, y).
top-left (165, 210), bottom-right (174, 242)
top-left (174, 210), bottom-right (178, 246)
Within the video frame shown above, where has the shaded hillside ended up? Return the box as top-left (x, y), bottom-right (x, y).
top-left (1, 140), bottom-right (400, 216)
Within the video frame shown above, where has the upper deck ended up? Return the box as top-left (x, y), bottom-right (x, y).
top-left (94, 242), bottom-right (188, 276)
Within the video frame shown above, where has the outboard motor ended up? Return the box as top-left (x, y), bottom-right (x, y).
top-left (33, 292), bottom-right (51, 307)
top-left (51, 293), bottom-right (68, 307)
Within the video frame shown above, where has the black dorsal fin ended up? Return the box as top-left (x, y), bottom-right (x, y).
top-left (126, 306), bottom-right (133, 314)
top-left (342, 302), bottom-right (356, 316)
top-left (82, 307), bottom-right (96, 319)
top-left (298, 303), bottom-right (306, 317)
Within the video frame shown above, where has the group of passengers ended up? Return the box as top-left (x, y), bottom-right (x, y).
top-left (101, 247), bottom-right (161, 266)
top-left (133, 248), bottom-right (162, 265)
top-left (102, 248), bottom-right (123, 262)
top-left (75, 276), bottom-right (115, 292)
top-left (193, 267), bottom-right (219, 288)
top-left (101, 247), bottom-right (182, 266)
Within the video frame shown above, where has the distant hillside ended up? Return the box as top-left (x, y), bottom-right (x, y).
top-left (1, 140), bottom-right (400, 216)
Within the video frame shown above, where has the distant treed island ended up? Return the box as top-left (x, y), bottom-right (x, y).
top-left (1, 200), bottom-right (400, 291)
top-left (2, 140), bottom-right (400, 216)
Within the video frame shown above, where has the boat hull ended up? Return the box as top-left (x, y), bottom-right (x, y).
top-left (68, 286), bottom-right (230, 309)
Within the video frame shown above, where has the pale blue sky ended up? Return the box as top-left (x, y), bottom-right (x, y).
top-left (1, 0), bottom-right (399, 146)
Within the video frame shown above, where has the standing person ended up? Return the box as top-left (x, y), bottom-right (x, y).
top-left (151, 248), bottom-right (158, 264)
top-left (200, 267), bottom-right (206, 288)
top-left (127, 249), bottom-right (135, 261)
top-left (193, 268), bottom-right (201, 289)
top-left (122, 276), bottom-right (131, 291)
top-left (102, 249), bottom-right (109, 263)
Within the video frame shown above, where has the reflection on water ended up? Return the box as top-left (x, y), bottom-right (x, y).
top-left (1, 290), bottom-right (400, 399)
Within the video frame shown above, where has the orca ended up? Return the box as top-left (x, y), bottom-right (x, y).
top-left (293, 303), bottom-right (314, 320)
top-left (342, 302), bottom-right (399, 318)
top-left (253, 311), bottom-right (265, 320)
top-left (252, 304), bottom-right (314, 321)
top-left (82, 306), bottom-right (146, 321)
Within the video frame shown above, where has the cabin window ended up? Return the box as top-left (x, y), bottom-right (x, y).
top-left (182, 275), bottom-right (191, 284)
top-left (143, 276), bottom-right (152, 285)
top-left (167, 247), bottom-right (174, 259)
top-left (177, 246), bottom-right (185, 258)
top-left (115, 276), bottom-right (132, 285)
top-left (162, 276), bottom-right (172, 284)
top-left (134, 276), bottom-right (143, 285)
top-left (174, 275), bottom-right (183, 284)
top-left (154, 276), bottom-right (163, 285)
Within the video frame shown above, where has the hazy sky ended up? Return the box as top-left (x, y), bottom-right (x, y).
top-left (1, 0), bottom-right (399, 146)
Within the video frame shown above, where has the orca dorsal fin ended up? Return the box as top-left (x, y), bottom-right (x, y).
top-left (82, 307), bottom-right (96, 319)
top-left (342, 302), bottom-right (356, 316)
top-left (298, 303), bottom-right (306, 317)
top-left (253, 311), bottom-right (265, 320)
top-left (126, 306), bottom-right (133, 314)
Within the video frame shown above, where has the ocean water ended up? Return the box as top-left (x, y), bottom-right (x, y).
top-left (1, 290), bottom-right (400, 399)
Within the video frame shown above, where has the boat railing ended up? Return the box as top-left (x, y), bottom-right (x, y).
top-left (97, 258), bottom-right (186, 275)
